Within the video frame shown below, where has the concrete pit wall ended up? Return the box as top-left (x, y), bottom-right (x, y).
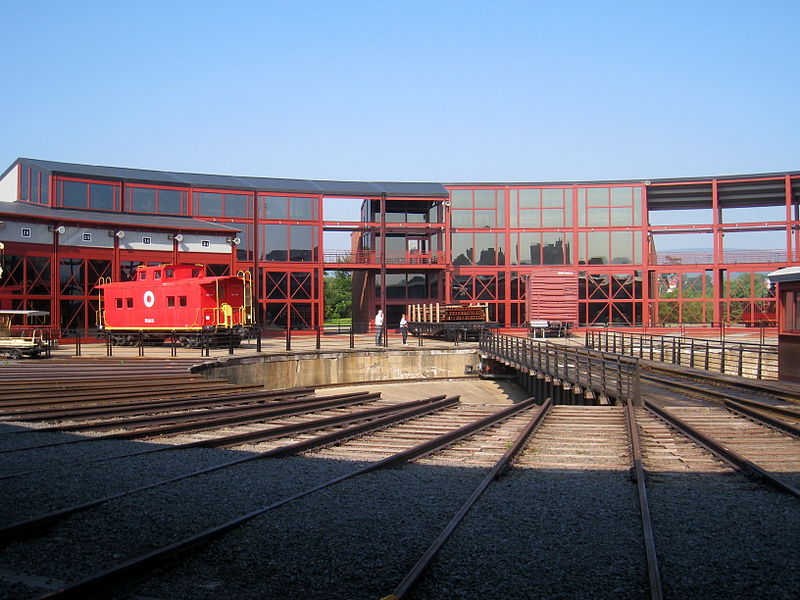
top-left (192, 348), bottom-right (482, 389)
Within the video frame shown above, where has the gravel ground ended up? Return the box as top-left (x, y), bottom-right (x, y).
top-left (0, 454), bottom-right (370, 590)
top-left (0, 445), bottom-right (252, 525)
top-left (412, 467), bottom-right (646, 600)
top-left (1, 417), bottom-right (798, 600)
top-left (0, 435), bottom-right (171, 475)
top-left (132, 463), bottom-right (489, 600)
top-left (648, 472), bottom-right (800, 599)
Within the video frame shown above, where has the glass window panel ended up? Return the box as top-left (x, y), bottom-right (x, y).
top-left (475, 232), bottom-right (497, 265)
top-left (159, 189), bottom-right (183, 215)
top-left (197, 192), bottom-right (223, 216)
top-left (130, 188), bottom-right (156, 213)
top-left (587, 187), bottom-right (609, 207)
top-left (610, 187), bottom-right (632, 206)
top-left (62, 181), bottom-right (87, 208)
top-left (518, 210), bottom-right (541, 227)
top-left (474, 210), bottom-right (495, 228)
top-left (586, 232), bottom-right (610, 264)
top-left (449, 190), bottom-right (471, 209)
top-left (496, 193), bottom-right (505, 226)
top-left (384, 235), bottom-right (405, 253)
top-left (587, 207), bottom-right (609, 226)
top-left (39, 173), bottom-right (48, 205)
top-left (31, 170), bottom-right (40, 203)
top-left (633, 231), bottom-right (642, 263)
top-left (263, 224), bottom-right (288, 261)
top-left (89, 184), bottom-right (115, 211)
top-left (610, 206), bottom-right (632, 226)
top-left (224, 194), bottom-right (248, 218)
top-left (451, 233), bottom-right (473, 265)
top-left (264, 196), bottom-right (289, 219)
top-left (543, 232), bottom-right (566, 265)
top-left (407, 209), bottom-right (425, 223)
top-left (385, 273), bottom-right (406, 299)
top-left (541, 209), bottom-right (563, 227)
top-left (578, 194), bottom-right (586, 227)
top-left (516, 232), bottom-right (540, 265)
top-left (632, 188), bottom-right (642, 225)
top-left (611, 231), bottom-right (634, 264)
top-left (474, 189), bottom-right (496, 208)
top-left (20, 168), bottom-right (29, 200)
top-left (450, 210), bottom-right (473, 227)
top-left (542, 188), bottom-right (565, 208)
top-left (290, 225), bottom-right (315, 261)
top-left (290, 196), bottom-right (315, 220)
top-left (518, 189), bottom-right (539, 208)
top-left (407, 274), bottom-right (426, 299)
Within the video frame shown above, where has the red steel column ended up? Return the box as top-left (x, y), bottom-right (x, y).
top-left (712, 179), bottom-right (722, 325)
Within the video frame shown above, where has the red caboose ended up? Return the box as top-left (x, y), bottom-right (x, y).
top-left (98, 264), bottom-right (253, 346)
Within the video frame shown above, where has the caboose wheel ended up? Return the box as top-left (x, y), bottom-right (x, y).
top-left (8, 349), bottom-right (21, 360)
top-left (178, 336), bottom-right (193, 348)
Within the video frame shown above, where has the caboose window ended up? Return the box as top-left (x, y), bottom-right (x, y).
top-left (154, 271), bottom-right (161, 280)
top-left (179, 296), bottom-right (187, 307)
top-left (140, 273), bottom-right (147, 280)
top-left (115, 298), bottom-right (123, 309)
top-left (167, 296), bottom-right (175, 307)
top-left (126, 298), bottom-right (133, 308)
top-left (165, 269), bottom-right (174, 278)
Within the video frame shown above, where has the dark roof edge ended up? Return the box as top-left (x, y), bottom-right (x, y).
top-left (7, 158), bottom-right (799, 192)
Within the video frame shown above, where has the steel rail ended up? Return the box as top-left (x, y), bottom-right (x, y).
top-left (0, 375), bottom-right (213, 394)
top-left (642, 363), bottom-right (800, 404)
top-left (0, 387), bottom-right (313, 422)
top-left (384, 397), bottom-right (551, 600)
top-left (0, 394), bottom-right (442, 480)
top-left (624, 400), bottom-right (664, 600)
top-left (723, 398), bottom-right (800, 438)
top-left (641, 371), bottom-right (800, 437)
top-left (0, 395), bottom-right (456, 543)
top-left (0, 382), bottom-right (261, 410)
top-left (41, 390), bottom-right (371, 432)
top-left (645, 400), bottom-right (800, 499)
top-left (34, 398), bottom-right (536, 600)
top-left (0, 392), bottom-right (381, 453)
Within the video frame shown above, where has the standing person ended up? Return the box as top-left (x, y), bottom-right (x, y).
top-left (374, 309), bottom-right (384, 346)
top-left (399, 313), bottom-right (409, 344)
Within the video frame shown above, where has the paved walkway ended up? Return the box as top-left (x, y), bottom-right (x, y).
top-left (46, 331), bottom-right (479, 361)
top-left (42, 329), bottom-right (778, 362)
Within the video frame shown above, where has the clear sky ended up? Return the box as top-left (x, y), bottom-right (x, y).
top-left (2, 0), bottom-right (799, 185)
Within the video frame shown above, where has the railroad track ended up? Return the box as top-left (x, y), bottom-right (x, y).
top-left (1, 358), bottom-right (798, 599)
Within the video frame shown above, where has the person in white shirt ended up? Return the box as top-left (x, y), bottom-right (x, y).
top-left (374, 309), bottom-right (384, 345)
top-left (399, 313), bottom-right (408, 344)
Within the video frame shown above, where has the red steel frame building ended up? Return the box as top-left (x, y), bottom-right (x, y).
top-left (1, 158), bottom-right (799, 336)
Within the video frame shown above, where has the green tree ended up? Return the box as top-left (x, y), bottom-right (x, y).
top-left (324, 271), bottom-right (352, 320)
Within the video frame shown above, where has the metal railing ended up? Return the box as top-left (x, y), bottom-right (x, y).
top-left (480, 330), bottom-right (640, 405)
top-left (322, 250), bottom-right (446, 265)
top-left (585, 329), bottom-right (778, 380)
top-left (650, 249), bottom-right (787, 265)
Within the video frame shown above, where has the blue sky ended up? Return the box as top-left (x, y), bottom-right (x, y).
top-left (2, 1), bottom-right (798, 185)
